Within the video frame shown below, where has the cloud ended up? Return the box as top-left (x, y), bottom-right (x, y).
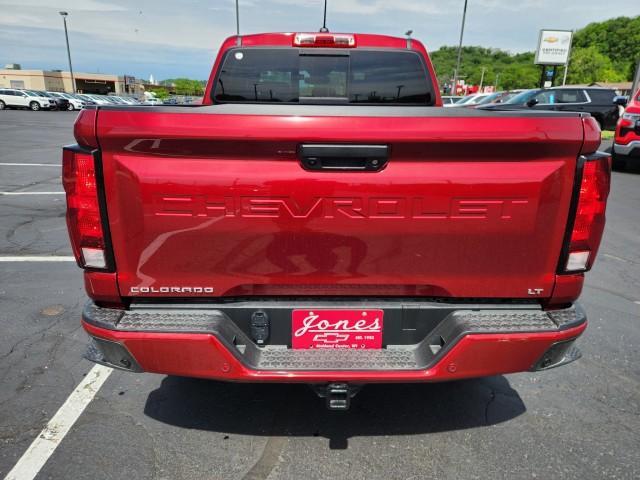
top-left (0, 13), bottom-right (47, 26)
top-left (0, 24), bottom-right (214, 79)
top-left (272, 0), bottom-right (446, 15)
top-left (0, 1), bottom-right (231, 50)
top-left (1, 0), bottom-right (127, 11)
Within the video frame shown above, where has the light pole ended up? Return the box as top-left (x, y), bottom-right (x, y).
top-left (59, 12), bottom-right (76, 93)
top-left (235, 0), bottom-right (239, 36)
top-left (479, 67), bottom-right (486, 91)
top-left (452, 0), bottom-right (468, 96)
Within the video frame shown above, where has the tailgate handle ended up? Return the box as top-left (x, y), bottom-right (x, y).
top-left (299, 144), bottom-right (388, 172)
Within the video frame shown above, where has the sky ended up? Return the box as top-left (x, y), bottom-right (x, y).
top-left (0, 0), bottom-right (638, 80)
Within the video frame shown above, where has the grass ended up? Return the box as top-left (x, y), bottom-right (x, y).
top-left (601, 130), bottom-right (615, 140)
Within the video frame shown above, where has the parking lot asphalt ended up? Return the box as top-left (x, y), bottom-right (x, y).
top-left (0, 109), bottom-right (639, 480)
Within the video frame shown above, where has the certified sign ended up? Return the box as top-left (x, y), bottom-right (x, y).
top-left (535, 30), bottom-right (573, 65)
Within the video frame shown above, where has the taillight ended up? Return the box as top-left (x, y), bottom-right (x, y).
top-left (62, 147), bottom-right (109, 269)
top-left (293, 33), bottom-right (356, 48)
top-left (562, 153), bottom-right (611, 272)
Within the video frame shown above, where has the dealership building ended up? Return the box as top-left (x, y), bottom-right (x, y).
top-left (0, 66), bottom-right (142, 95)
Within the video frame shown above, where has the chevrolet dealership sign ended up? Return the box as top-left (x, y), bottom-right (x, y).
top-left (535, 30), bottom-right (573, 65)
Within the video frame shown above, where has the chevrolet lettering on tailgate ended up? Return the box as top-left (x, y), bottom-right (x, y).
top-left (153, 195), bottom-right (533, 221)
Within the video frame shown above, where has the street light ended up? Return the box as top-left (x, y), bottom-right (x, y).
top-left (59, 11), bottom-right (76, 93)
top-left (452, 0), bottom-right (468, 96)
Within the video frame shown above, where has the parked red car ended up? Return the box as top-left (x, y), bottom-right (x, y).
top-left (63, 32), bottom-right (611, 410)
top-left (613, 88), bottom-right (640, 168)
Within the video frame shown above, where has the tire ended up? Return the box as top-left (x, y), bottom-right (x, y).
top-left (67, 103), bottom-right (75, 111)
top-left (30, 101), bottom-right (41, 111)
top-left (611, 152), bottom-right (628, 171)
top-left (0, 100), bottom-right (5, 110)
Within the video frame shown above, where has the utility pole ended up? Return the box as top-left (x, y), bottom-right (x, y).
top-left (494, 73), bottom-right (500, 90)
top-left (452, 0), bottom-right (469, 97)
top-left (632, 60), bottom-right (640, 98)
top-left (59, 12), bottom-right (76, 93)
top-left (479, 67), bottom-right (486, 91)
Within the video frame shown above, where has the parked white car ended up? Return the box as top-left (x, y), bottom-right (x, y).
top-left (143, 97), bottom-right (163, 106)
top-left (114, 96), bottom-right (141, 105)
top-left (449, 94), bottom-right (491, 107)
top-left (442, 95), bottom-right (464, 107)
top-left (77, 94), bottom-right (112, 106)
top-left (0, 88), bottom-right (55, 110)
top-left (49, 92), bottom-right (86, 111)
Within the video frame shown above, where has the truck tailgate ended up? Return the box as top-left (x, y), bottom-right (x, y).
top-left (96, 106), bottom-right (585, 299)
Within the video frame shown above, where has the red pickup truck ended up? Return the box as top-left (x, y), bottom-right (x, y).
top-left (613, 88), bottom-right (640, 168)
top-left (64, 32), bottom-right (610, 410)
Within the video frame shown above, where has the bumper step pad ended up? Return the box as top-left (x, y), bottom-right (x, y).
top-left (453, 310), bottom-right (557, 332)
top-left (258, 347), bottom-right (417, 370)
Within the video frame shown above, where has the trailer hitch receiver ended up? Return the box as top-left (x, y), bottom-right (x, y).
top-left (311, 383), bottom-right (363, 411)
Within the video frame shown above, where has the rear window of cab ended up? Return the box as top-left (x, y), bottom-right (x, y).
top-left (213, 48), bottom-right (435, 106)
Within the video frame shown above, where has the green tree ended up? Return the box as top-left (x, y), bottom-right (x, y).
top-left (172, 78), bottom-right (205, 95)
top-left (572, 16), bottom-right (640, 80)
top-left (431, 46), bottom-right (541, 91)
top-left (148, 87), bottom-right (169, 100)
top-left (566, 46), bottom-right (626, 84)
top-left (430, 15), bottom-right (639, 91)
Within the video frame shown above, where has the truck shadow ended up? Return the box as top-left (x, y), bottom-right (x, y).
top-left (144, 375), bottom-right (525, 449)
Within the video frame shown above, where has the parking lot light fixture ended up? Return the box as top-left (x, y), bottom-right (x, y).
top-left (59, 11), bottom-right (76, 93)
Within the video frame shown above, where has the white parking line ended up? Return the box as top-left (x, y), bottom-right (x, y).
top-left (3, 364), bottom-right (113, 480)
top-left (0, 163), bottom-right (60, 167)
top-left (0, 192), bottom-right (65, 195)
top-left (0, 256), bottom-right (75, 262)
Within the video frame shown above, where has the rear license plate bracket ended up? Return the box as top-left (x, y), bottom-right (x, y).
top-left (291, 309), bottom-right (383, 349)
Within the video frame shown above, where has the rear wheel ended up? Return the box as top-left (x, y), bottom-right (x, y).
top-left (67, 103), bottom-right (75, 111)
top-left (29, 101), bottom-right (41, 111)
top-left (611, 152), bottom-right (628, 170)
top-left (0, 100), bottom-right (5, 110)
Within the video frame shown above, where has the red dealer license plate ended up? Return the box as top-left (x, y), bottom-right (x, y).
top-left (292, 309), bottom-right (384, 349)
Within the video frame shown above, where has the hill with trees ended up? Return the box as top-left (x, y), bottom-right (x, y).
top-left (159, 78), bottom-right (206, 95)
top-left (430, 15), bottom-right (639, 90)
